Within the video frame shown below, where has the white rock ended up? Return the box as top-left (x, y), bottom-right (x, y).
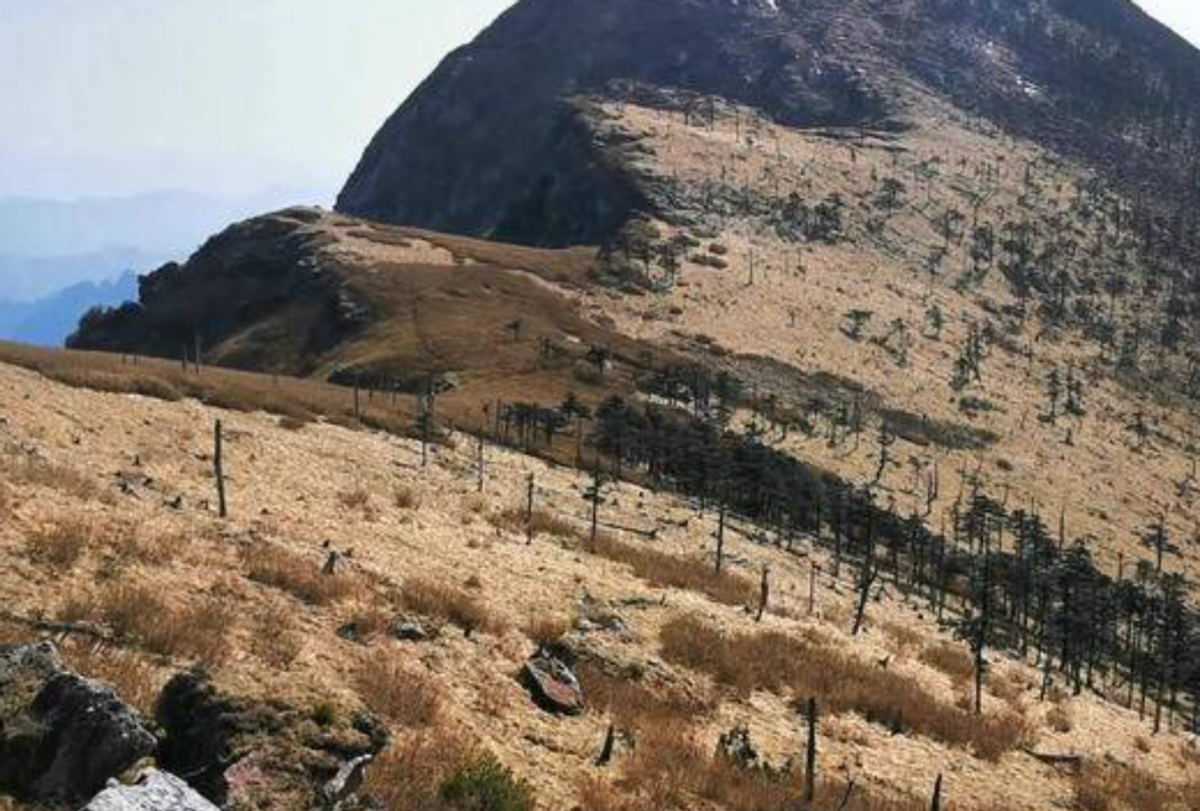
top-left (84, 769), bottom-right (219, 811)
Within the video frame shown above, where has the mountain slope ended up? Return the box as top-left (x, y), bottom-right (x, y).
top-left (337, 0), bottom-right (1200, 246)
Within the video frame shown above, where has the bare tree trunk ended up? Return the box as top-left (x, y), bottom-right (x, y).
top-left (214, 420), bottom-right (227, 519)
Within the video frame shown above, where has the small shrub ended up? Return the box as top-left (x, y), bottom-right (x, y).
top-left (340, 488), bottom-right (372, 511)
top-left (439, 756), bottom-right (535, 811)
top-left (1046, 704), bottom-right (1072, 734)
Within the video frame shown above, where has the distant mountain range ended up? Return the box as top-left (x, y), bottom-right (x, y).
top-left (0, 187), bottom-right (321, 302)
top-left (0, 270), bottom-right (138, 347)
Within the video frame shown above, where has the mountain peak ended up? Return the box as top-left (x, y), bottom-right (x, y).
top-left (337, 0), bottom-right (1200, 246)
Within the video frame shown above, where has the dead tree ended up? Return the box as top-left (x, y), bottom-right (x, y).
top-left (525, 473), bottom-right (536, 545)
top-left (214, 419), bottom-right (227, 518)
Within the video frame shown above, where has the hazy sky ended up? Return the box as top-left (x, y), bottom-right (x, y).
top-left (0, 0), bottom-right (1196, 204)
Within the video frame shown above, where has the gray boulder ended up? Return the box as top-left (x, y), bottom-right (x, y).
top-left (84, 769), bottom-right (220, 811)
top-left (0, 642), bottom-right (156, 804)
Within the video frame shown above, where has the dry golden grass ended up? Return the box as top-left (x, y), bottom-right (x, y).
top-left (587, 533), bottom-right (756, 607)
top-left (345, 606), bottom-right (393, 642)
top-left (521, 614), bottom-right (574, 648)
top-left (244, 544), bottom-right (358, 605)
top-left (660, 617), bottom-right (1031, 761)
top-left (575, 660), bottom-right (715, 732)
top-left (488, 506), bottom-right (585, 542)
top-left (394, 484), bottom-right (422, 510)
top-left (363, 727), bottom-right (476, 811)
top-left (1046, 704), bottom-right (1073, 734)
top-left (78, 583), bottom-right (234, 665)
top-left (339, 488), bottom-right (372, 511)
top-left (1072, 762), bottom-right (1194, 811)
top-left (61, 641), bottom-right (164, 716)
top-left (356, 651), bottom-right (443, 728)
top-left (402, 578), bottom-right (504, 635)
top-left (919, 642), bottom-right (975, 687)
top-left (880, 620), bottom-right (923, 654)
top-left (24, 517), bottom-right (93, 571)
top-left (250, 602), bottom-right (304, 667)
top-left (101, 527), bottom-right (186, 568)
top-left (1, 455), bottom-right (104, 502)
top-left (590, 717), bottom-right (927, 811)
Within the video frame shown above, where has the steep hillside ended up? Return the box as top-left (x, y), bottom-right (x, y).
top-left (338, 0), bottom-right (1200, 245)
top-left (69, 207), bottom-right (658, 406)
top-left (3, 359), bottom-right (1200, 811)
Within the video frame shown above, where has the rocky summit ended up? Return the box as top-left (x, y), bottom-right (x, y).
top-left (338, 0), bottom-right (1200, 246)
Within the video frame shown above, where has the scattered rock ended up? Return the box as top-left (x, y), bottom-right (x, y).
top-left (83, 769), bottom-right (219, 811)
top-left (716, 726), bottom-right (761, 770)
top-left (521, 653), bottom-right (584, 715)
top-left (391, 617), bottom-right (435, 642)
top-left (320, 754), bottom-right (373, 808)
top-left (0, 642), bottom-right (156, 804)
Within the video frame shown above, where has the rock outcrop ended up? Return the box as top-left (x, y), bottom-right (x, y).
top-left (155, 671), bottom-right (388, 810)
top-left (337, 0), bottom-right (1200, 246)
top-left (0, 643), bottom-right (157, 805)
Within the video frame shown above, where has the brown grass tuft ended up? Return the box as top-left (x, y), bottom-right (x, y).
top-left (79, 584), bottom-right (233, 664)
top-left (660, 617), bottom-right (1030, 761)
top-left (919, 642), bottom-right (975, 687)
top-left (1072, 762), bottom-right (1190, 811)
top-left (394, 484), bottom-right (422, 510)
top-left (251, 602), bottom-right (304, 667)
top-left (24, 518), bottom-right (93, 571)
top-left (402, 578), bottom-right (504, 635)
top-left (244, 544), bottom-right (358, 605)
top-left (2, 457), bottom-right (103, 502)
top-left (576, 660), bottom-right (716, 732)
top-left (61, 642), bottom-right (164, 716)
top-left (363, 727), bottom-right (476, 811)
top-left (586, 534), bottom-right (756, 608)
top-left (488, 506), bottom-right (584, 541)
top-left (522, 614), bottom-right (574, 649)
top-left (600, 716), bottom-right (926, 811)
top-left (356, 651), bottom-right (443, 728)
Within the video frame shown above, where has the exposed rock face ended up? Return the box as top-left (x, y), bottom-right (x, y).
top-left (155, 671), bottom-right (388, 810)
top-left (0, 643), bottom-right (157, 805)
top-left (83, 769), bottom-right (220, 811)
top-left (337, 0), bottom-right (1200, 246)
